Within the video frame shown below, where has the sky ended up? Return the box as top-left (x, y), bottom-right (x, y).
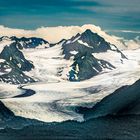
top-left (0, 0), bottom-right (140, 39)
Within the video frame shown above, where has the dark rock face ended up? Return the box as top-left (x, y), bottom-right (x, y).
top-left (0, 42), bottom-right (34, 71)
top-left (79, 29), bottom-right (111, 52)
top-left (11, 36), bottom-right (49, 49)
top-left (0, 30), bottom-right (127, 83)
top-left (61, 29), bottom-right (126, 60)
top-left (0, 67), bottom-right (35, 84)
top-left (62, 30), bottom-right (126, 81)
top-left (0, 101), bottom-right (14, 121)
top-left (76, 79), bottom-right (140, 121)
top-left (62, 30), bottom-right (112, 59)
top-left (0, 36), bottom-right (49, 84)
top-left (0, 36), bottom-right (49, 49)
top-left (50, 39), bottom-right (67, 47)
top-left (0, 42), bottom-right (35, 84)
top-left (0, 36), bottom-right (11, 41)
top-left (68, 50), bottom-right (115, 81)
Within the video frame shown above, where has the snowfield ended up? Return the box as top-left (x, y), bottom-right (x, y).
top-left (23, 44), bottom-right (71, 82)
top-left (0, 83), bottom-right (24, 99)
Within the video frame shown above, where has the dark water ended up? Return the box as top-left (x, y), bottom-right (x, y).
top-left (0, 115), bottom-right (140, 140)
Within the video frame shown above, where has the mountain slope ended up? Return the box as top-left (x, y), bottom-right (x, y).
top-left (69, 50), bottom-right (115, 81)
top-left (0, 28), bottom-right (129, 83)
top-left (76, 79), bottom-right (140, 121)
top-left (58, 29), bottom-right (126, 80)
top-left (0, 42), bottom-right (35, 84)
top-left (61, 29), bottom-right (126, 60)
top-left (0, 36), bottom-right (49, 49)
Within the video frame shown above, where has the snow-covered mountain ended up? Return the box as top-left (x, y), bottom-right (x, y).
top-left (0, 28), bottom-right (129, 83)
top-left (58, 29), bottom-right (126, 59)
top-left (0, 42), bottom-right (35, 84)
top-left (77, 78), bottom-right (140, 121)
top-left (50, 29), bottom-right (127, 81)
top-left (68, 50), bottom-right (115, 81)
top-left (0, 24), bottom-right (140, 126)
top-left (0, 36), bottom-right (49, 49)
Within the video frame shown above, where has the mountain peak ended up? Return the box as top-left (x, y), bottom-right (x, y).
top-left (84, 29), bottom-right (94, 34)
top-left (81, 29), bottom-right (98, 38)
top-left (0, 36), bottom-right (50, 49)
top-left (0, 36), bottom-right (11, 41)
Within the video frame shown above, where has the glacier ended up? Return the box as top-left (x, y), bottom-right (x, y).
top-left (1, 47), bottom-right (140, 123)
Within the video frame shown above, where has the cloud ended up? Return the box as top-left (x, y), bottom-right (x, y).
top-left (0, 24), bottom-right (140, 50)
top-left (106, 30), bottom-right (140, 34)
top-left (123, 36), bottom-right (140, 49)
top-left (0, 24), bottom-right (124, 48)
